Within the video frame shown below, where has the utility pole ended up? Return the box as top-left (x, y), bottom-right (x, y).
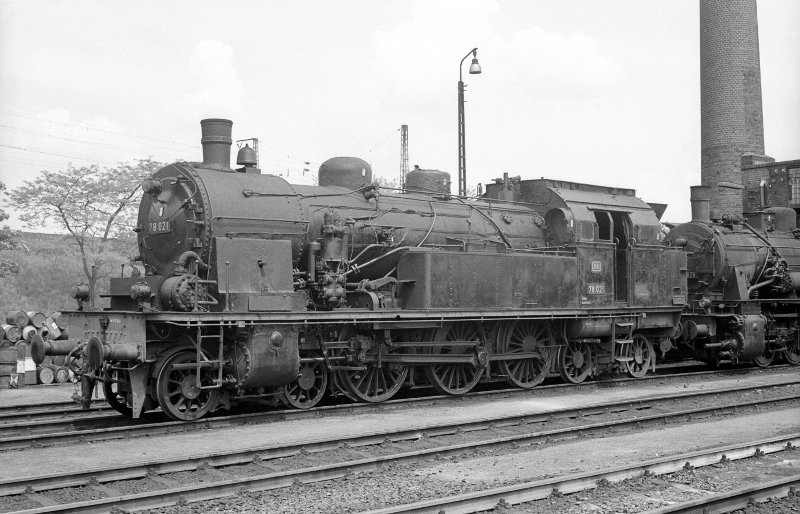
top-left (400, 124), bottom-right (409, 190)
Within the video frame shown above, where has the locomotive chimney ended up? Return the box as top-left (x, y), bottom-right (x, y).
top-left (200, 118), bottom-right (233, 171)
top-left (690, 185), bottom-right (712, 223)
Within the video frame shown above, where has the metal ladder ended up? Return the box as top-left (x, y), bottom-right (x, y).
top-left (193, 322), bottom-right (225, 389)
top-left (612, 321), bottom-right (634, 363)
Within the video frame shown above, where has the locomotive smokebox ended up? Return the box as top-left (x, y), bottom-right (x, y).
top-left (200, 118), bottom-right (233, 171)
top-left (690, 185), bottom-right (712, 223)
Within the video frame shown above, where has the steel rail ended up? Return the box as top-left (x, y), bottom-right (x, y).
top-left (0, 399), bottom-right (105, 417)
top-left (643, 475), bottom-right (800, 513)
top-left (2, 388), bottom-right (798, 501)
top-left (1, 368), bottom-right (797, 450)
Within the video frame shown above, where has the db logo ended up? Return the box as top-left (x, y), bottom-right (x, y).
top-left (591, 261), bottom-right (602, 274)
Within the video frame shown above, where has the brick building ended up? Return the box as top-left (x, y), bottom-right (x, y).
top-left (742, 159), bottom-right (800, 216)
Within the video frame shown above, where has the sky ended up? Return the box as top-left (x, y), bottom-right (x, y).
top-left (0, 0), bottom-right (798, 228)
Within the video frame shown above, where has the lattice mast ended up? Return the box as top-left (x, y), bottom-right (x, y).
top-left (400, 124), bottom-right (408, 190)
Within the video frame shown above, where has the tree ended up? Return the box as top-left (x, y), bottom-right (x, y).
top-left (10, 159), bottom-right (164, 307)
top-left (0, 181), bottom-right (6, 223)
top-left (0, 181), bottom-right (27, 277)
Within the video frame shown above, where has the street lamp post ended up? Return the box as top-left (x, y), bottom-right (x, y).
top-left (457, 47), bottom-right (482, 197)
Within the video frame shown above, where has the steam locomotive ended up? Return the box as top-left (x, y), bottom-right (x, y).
top-left (664, 187), bottom-right (800, 368)
top-left (30, 118), bottom-right (794, 422)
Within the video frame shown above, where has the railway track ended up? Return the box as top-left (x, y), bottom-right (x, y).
top-left (0, 401), bottom-right (108, 425)
top-left (361, 436), bottom-right (800, 514)
top-left (0, 360), bottom-right (778, 425)
top-left (1, 378), bottom-right (798, 512)
top-left (644, 476), bottom-right (800, 513)
top-left (0, 366), bottom-right (796, 450)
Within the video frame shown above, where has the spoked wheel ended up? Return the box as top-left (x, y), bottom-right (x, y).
top-left (557, 340), bottom-right (593, 384)
top-left (753, 343), bottom-right (776, 368)
top-left (624, 334), bottom-right (654, 378)
top-left (335, 328), bottom-right (408, 403)
top-left (155, 350), bottom-right (220, 421)
top-left (103, 362), bottom-right (133, 417)
top-left (783, 331), bottom-right (800, 365)
top-left (424, 322), bottom-right (485, 395)
top-left (496, 320), bottom-right (553, 389)
top-left (281, 355), bottom-right (328, 409)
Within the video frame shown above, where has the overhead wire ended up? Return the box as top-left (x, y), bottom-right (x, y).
top-left (0, 122), bottom-right (199, 155)
top-left (0, 102), bottom-right (199, 148)
top-left (0, 101), bottom-right (318, 176)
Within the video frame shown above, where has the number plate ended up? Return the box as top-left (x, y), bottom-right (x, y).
top-left (587, 283), bottom-right (605, 295)
top-left (148, 220), bottom-right (171, 234)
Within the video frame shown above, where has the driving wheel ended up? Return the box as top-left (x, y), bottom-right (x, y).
top-left (335, 327), bottom-right (408, 403)
top-left (496, 320), bottom-right (553, 388)
top-left (424, 322), bottom-right (485, 395)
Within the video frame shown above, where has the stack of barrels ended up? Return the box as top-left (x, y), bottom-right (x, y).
top-left (1, 310), bottom-right (71, 387)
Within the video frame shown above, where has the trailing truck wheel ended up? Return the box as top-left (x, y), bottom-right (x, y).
top-left (496, 320), bottom-right (553, 389)
top-left (103, 363), bottom-right (133, 417)
top-left (281, 356), bottom-right (328, 409)
top-left (557, 340), bottom-right (593, 384)
top-left (624, 334), bottom-right (653, 378)
top-left (155, 350), bottom-right (220, 421)
top-left (425, 322), bottom-right (485, 395)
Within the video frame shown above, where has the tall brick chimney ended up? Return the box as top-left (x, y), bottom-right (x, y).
top-left (700, 0), bottom-right (773, 216)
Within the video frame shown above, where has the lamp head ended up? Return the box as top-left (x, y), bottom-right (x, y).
top-left (469, 49), bottom-right (481, 74)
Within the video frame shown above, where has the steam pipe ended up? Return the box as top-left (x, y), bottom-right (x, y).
top-left (747, 277), bottom-right (776, 297)
top-left (175, 251), bottom-right (209, 272)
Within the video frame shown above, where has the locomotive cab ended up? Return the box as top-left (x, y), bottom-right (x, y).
top-left (485, 177), bottom-right (684, 309)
